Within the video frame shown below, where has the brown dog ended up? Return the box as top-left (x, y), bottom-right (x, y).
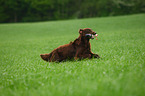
top-left (40, 28), bottom-right (100, 62)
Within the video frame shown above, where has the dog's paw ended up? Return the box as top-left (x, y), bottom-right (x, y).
top-left (93, 54), bottom-right (100, 58)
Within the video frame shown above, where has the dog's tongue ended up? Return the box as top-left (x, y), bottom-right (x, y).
top-left (95, 34), bottom-right (98, 40)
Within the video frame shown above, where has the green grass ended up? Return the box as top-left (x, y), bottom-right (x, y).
top-left (0, 14), bottom-right (145, 96)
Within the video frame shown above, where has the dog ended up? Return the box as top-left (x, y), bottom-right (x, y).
top-left (40, 28), bottom-right (100, 62)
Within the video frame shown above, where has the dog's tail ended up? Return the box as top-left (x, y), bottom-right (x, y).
top-left (40, 52), bottom-right (52, 62)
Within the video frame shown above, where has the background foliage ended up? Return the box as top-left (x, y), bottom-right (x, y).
top-left (0, 0), bottom-right (145, 23)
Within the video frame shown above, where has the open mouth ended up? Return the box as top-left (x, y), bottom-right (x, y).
top-left (94, 34), bottom-right (98, 40)
top-left (85, 34), bottom-right (98, 40)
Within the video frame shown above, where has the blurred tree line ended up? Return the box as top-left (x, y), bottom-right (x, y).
top-left (0, 0), bottom-right (145, 23)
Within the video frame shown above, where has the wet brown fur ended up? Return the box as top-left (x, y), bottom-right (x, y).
top-left (40, 28), bottom-right (100, 62)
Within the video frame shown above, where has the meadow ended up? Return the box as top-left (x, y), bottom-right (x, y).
top-left (0, 14), bottom-right (145, 96)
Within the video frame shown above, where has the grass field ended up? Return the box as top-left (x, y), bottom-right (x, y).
top-left (0, 14), bottom-right (145, 96)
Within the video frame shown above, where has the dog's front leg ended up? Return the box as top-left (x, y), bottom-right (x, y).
top-left (80, 54), bottom-right (92, 59)
top-left (74, 48), bottom-right (84, 60)
top-left (75, 49), bottom-right (92, 60)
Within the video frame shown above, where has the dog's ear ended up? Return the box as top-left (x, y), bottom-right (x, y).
top-left (79, 29), bottom-right (83, 34)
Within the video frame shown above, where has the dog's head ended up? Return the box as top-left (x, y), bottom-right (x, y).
top-left (79, 28), bottom-right (98, 40)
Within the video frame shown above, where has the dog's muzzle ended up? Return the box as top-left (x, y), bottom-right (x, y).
top-left (85, 34), bottom-right (98, 40)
